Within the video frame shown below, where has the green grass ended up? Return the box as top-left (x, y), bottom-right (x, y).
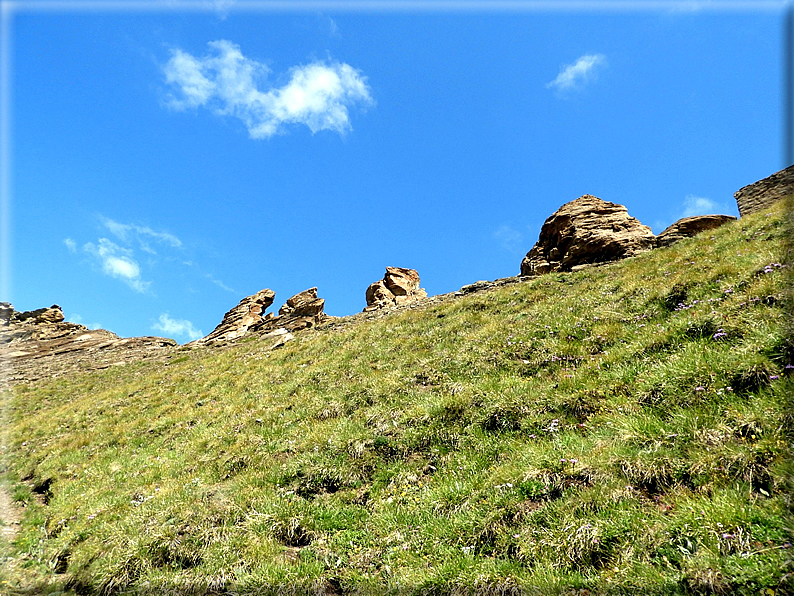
top-left (2, 200), bottom-right (793, 595)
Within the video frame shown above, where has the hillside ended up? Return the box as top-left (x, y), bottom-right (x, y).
top-left (1, 200), bottom-right (792, 595)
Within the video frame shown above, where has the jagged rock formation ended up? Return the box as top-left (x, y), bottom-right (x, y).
top-left (194, 287), bottom-right (328, 346)
top-left (0, 303), bottom-right (176, 384)
top-left (277, 287), bottom-right (326, 324)
top-left (364, 267), bottom-right (427, 312)
top-left (734, 164), bottom-right (794, 217)
top-left (656, 214), bottom-right (737, 248)
top-left (196, 289), bottom-right (277, 345)
top-left (520, 195), bottom-right (656, 276)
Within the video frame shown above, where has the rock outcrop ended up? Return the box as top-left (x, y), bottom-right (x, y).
top-left (656, 214), bottom-right (737, 248)
top-left (0, 303), bottom-right (177, 384)
top-left (197, 289), bottom-right (277, 345)
top-left (734, 164), bottom-right (794, 217)
top-left (194, 287), bottom-right (328, 346)
top-left (364, 267), bottom-right (427, 312)
top-left (520, 195), bottom-right (656, 276)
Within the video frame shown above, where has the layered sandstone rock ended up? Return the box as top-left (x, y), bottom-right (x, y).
top-left (656, 214), bottom-right (737, 248)
top-left (364, 267), bottom-right (427, 312)
top-left (269, 287), bottom-right (327, 333)
top-left (198, 289), bottom-right (277, 344)
top-left (0, 304), bottom-right (176, 384)
top-left (195, 287), bottom-right (327, 345)
top-left (734, 164), bottom-right (794, 217)
top-left (520, 195), bottom-right (656, 276)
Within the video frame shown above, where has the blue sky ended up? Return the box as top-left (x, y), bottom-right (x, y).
top-left (2, 1), bottom-right (788, 342)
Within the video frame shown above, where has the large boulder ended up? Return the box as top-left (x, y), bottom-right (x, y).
top-left (278, 287), bottom-right (325, 319)
top-left (656, 214), bottom-right (737, 248)
top-left (364, 267), bottom-right (427, 312)
top-left (520, 195), bottom-right (656, 276)
top-left (270, 287), bottom-right (327, 333)
top-left (734, 164), bottom-right (794, 217)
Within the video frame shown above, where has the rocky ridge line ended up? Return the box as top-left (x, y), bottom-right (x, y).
top-left (3, 166), bottom-right (788, 385)
top-left (0, 304), bottom-right (177, 384)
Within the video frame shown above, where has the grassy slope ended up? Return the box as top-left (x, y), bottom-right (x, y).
top-left (1, 201), bottom-right (793, 595)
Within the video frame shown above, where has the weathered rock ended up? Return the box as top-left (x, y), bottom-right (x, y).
top-left (278, 287), bottom-right (325, 319)
top-left (734, 164), bottom-right (794, 217)
top-left (195, 287), bottom-right (327, 345)
top-left (266, 328), bottom-right (295, 350)
top-left (198, 289), bottom-right (276, 344)
top-left (364, 267), bottom-right (427, 311)
top-left (656, 214), bottom-right (737, 248)
top-left (520, 195), bottom-right (656, 276)
top-left (261, 287), bottom-right (327, 333)
top-left (1, 302), bottom-right (15, 325)
top-left (0, 304), bottom-right (177, 384)
top-left (13, 305), bottom-right (65, 324)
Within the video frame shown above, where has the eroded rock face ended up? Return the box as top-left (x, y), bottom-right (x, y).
top-left (734, 164), bottom-right (794, 217)
top-left (0, 304), bottom-right (177, 384)
top-left (520, 195), bottom-right (656, 276)
top-left (268, 287), bottom-right (327, 333)
top-left (198, 289), bottom-right (276, 345)
top-left (656, 214), bottom-right (737, 248)
top-left (364, 267), bottom-right (427, 312)
top-left (195, 287), bottom-right (327, 345)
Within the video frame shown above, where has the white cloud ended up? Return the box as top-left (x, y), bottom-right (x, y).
top-left (326, 16), bottom-right (339, 37)
top-left (83, 238), bottom-right (150, 293)
top-left (101, 217), bottom-right (182, 253)
top-left (494, 225), bottom-right (524, 253)
top-left (547, 54), bottom-right (607, 92)
top-left (205, 273), bottom-right (236, 293)
top-left (64, 238), bottom-right (77, 253)
top-left (653, 194), bottom-right (739, 233)
top-left (206, 0), bottom-right (235, 19)
top-left (68, 314), bottom-right (102, 330)
top-left (316, 14), bottom-right (340, 37)
top-left (152, 313), bottom-right (203, 341)
top-left (681, 195), bottom-right (719, 217)
top-left (163, 40), bottom-right (373, 138)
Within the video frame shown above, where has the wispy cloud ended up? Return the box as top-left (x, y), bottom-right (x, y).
top-left (101, 216), bottom-right (182, 254)
top-left (64, 238), bottom-right (77, 253)
top-left (205, 0), bottom-right (235, 19)
top-left (68, 313), bottom-right (103, 330)
top-left (83, 238), bottom-right (150, 293)
top-left (681, 194), bottom-right (721, 217)
top-left (494, 225), bottom-right (525, 253)
top-left (654, 194), bottom-right (738, 233)
top-left (547, 53), bottom-right (606, 93)
top-left (205, 272), bottom-right (236, 293)
top-left (163, 40), bottom-right (373, 138)
top-left (318, 14), bottom-right (340, 37)
top-left (152, 313), bottom-right (203, 341)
